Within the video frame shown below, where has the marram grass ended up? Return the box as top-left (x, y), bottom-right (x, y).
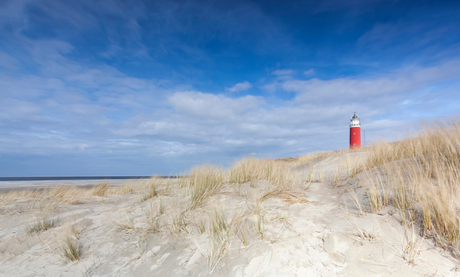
top-left (356, 121), bottom-right (460, 250)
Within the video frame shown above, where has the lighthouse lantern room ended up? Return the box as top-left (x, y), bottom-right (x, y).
top-left (350, 112), bottom-right (361, 149)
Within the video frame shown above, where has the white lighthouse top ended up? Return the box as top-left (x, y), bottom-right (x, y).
top-left (350, 112), bottom-right (360, 127)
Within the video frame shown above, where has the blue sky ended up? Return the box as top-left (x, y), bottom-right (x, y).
top-left (1, 0), bottom-right (460, 176)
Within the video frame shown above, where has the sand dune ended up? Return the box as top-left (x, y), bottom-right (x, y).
top-left (0, 153), bottom-right (459, 276)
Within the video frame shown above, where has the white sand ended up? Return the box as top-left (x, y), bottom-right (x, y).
top-left (0, 154), bottom-right (459, 276)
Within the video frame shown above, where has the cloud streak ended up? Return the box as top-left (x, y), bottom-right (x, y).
top-left (226, 81), bottom-right (252, 92)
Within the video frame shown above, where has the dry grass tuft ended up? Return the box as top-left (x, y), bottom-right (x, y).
top-left (206, 209), bottom-right (246, 273)
top-left (184, 166), bottom-right (224, 210)
top-left (307, 165), bottom-right (317, 183)
top-left (402, 222), bottom-right (424, 265)
top-left (172, 212), bottom-right (189, 234)
top-left (114, 182), bottom-right (135, 194)
top-left (0, 190), bottom-right (39, 204)
top-left (27, 217), bottom-right (58, 234)
top-left (332, 165), bottom-right (342, 187)
top-left (43, 186), bottom-right (88, 204)
top-left (59, 235), bottom-right (80, 262)
top-left (92, 182), bottom-right (109, 196)
top-left (142, 179), bottom-right (160, 201)
top-left (112, 180), bottom-right (149, 195)
top-left (146, 203), bottom-right (160, 234)
top-left (365, 171), bottom-right (389, 213)
top-left (229, 158), bottom-right (292, 188)
top-left (348, 189), bottom-right (365, 217)
top-left (253, 203), bottom-right (265, 240)
top-left (157, 197), bottom-right (165, 215)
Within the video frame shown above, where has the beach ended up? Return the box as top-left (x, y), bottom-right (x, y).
top-left (0, 152), bottom-right (458, 276)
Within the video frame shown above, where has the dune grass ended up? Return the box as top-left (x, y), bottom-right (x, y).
top-left (92, 182), bottom-right (109, 196)
top-left (27, 217), bottom-right (58, 234)
top-left (0, 179), bottom-right (162, 208)
top-left (206, 208), bottom-right (248, 273)
top-left (229, 158), bottom-right (291, 188)
top-left (173, 121), bottom-right (460, 262)
top-left (112, 180), bottom-right (151, 195)
top-left (355, 122), bottom-right (460, 251)
top-left (184, 166), bottom-right (224, 210)
top-left (142, 179), bottom-right (160, 201)
top-left (113, 182), bottom-right (136, 195)
top-left (59, 235), bottom-right (80, 262)
top-left (0, 186), bottom-right (90, 205)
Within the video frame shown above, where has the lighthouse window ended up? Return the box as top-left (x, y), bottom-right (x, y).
top-left (354, 143), bottom-right (356, 145)
top-left (353, 133), bottom-right (355, 135)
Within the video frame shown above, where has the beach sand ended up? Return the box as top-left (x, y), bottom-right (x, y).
top-left (0, 153), bottom-right (458, 276)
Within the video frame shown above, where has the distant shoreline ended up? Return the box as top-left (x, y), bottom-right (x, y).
top-left (0, 176), bottom-right (182, 192)
top-left (0, 176), bottom-right (180, 182)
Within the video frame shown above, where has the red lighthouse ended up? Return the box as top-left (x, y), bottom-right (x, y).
top-left (350, 112), bottom-right (361, 149)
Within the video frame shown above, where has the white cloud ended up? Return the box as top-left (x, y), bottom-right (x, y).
top-left (283, 60), bottom-right (460, 106)
top-left (1, 26), bottom-right (460, 174)
top-left (3, 59), bottom-right (459, 164)
top-left (226, 81), bottom-right (252, 92)
top-left (168, 91), bottom-right (261, 120)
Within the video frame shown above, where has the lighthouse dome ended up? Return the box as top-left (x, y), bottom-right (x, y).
top-left (350, 112), bottom-right (360, 127)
